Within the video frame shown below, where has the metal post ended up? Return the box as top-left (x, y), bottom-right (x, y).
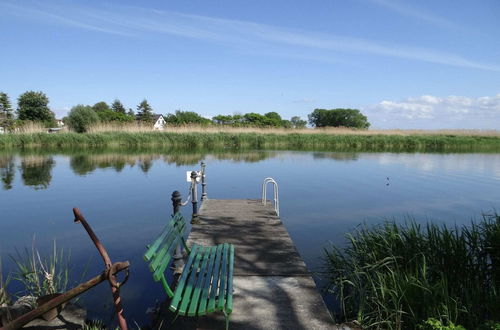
top-left (171, 190), bottom-right (181, 215)
top-left (190, 170), bottom-right (199, 224)
top-left (201, 162), bottom-right (207, 201)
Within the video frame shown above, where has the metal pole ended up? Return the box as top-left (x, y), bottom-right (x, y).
top-left (201, 162), bottom-right (207, 201)
top-left (73, 208), bottom-right (128, 330)
top-left (190, 170), bottom-right (199, 224)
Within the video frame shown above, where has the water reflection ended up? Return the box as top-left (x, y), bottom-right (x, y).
top-left (0, 155), bottom-right (15, 190)
top-left (20, 156), bottom-right (55, 190)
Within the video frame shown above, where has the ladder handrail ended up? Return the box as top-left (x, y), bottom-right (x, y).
top-left (262, 177), bottom-right (279, 216)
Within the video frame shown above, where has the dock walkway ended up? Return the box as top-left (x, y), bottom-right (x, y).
top-left (181, 198), bottom-right (334, 330)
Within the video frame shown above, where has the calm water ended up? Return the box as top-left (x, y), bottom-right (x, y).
top-left (1, 150), bottom-right (499, 324)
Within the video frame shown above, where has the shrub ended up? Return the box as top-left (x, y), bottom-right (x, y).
top-left (67, 105), bottom-right (100, 133)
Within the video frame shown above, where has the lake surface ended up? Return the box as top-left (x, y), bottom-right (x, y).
top-left (1, 149), bottom-right (499, 325)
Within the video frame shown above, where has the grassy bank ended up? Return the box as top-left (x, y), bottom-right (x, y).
top-left (324, 214), bottom-right (500, 329)
top-left (1, 131), bottom-right (500, 152)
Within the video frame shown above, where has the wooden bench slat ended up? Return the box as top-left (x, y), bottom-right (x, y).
top-left (178, 247), bottom-right (206, 315)
top-left (188, 246), bottom-right (214, 316)
top-left (169, 244), bottom-right (200, 312)
top-left (149, 230), bottom-right (179, 272)
top-left (207, 244), bottom-right (225, 313)
top-left (217, 243), bottom-right (230, 311)
top-left (226, 244), bottom-right (235, 314)
top-left (197, 245), bottom-right (220, 316)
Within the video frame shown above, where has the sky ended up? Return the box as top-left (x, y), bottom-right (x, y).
top-left (1, 0), bottom-right (499, 129)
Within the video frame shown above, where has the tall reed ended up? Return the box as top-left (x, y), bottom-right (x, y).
top-left (324, 213), bottom-right (500, 329)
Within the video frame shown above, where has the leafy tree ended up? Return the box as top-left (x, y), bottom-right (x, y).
top-left (136, 99), bottom-right (154, 122)
top-left (290, 116), bottom-right (307, 129)
top-left (0, 92), bottom-right (13, 119)
top-left (111, 99), bottom-right (126, 114)
top-left (165, 110), bottom-right (210, 125)
top-left (308, 108), bottom-right (370, 129)
top-left (127, 108), bottom-right (135, 117)
top-left (0, 92), bottom-right (14, 130)
top-left (97, 110), bottom-right (133, 123)
top-left (281, 119), bottom-right (292, 128)
top-left (92, 101), bottom-right (111, 112)
top-left (243, 113), bottom-right (276, 127)
top-left (212, 114), bottom-right (234, 125)
top-left (17, 91), bottom-right (55, 124)
top-left (67, 105), bottom-right (100, 133)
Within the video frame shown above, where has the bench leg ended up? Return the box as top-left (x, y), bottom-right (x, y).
top-left (223, 310), bottom-right (231, 330)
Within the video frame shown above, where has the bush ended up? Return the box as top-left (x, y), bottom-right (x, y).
top-left (67, 105), bottom-right (100, 133)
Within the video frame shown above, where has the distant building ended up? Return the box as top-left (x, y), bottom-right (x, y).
top-left (153, 114), bottom-right (166, 130)
top-left (56, 119), bottom-right (65, 127)
top-left (0, 126), bottom-right (4, 134)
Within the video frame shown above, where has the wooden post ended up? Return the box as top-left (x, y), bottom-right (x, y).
top-left (201, 162), bottom-right (207, 201)
top-left (190, 171), bottom-right (199, 224)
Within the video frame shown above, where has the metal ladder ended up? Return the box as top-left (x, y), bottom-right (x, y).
top-left (262, 177), bottom-right (279, 216)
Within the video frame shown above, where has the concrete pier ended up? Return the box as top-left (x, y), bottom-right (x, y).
top-left (181, 199), bottom-right (334, 329)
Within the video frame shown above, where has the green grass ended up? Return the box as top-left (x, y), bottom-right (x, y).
top-left (324, 213), bottom-right (500, 330)
top-left (1, 131), bottom-right (500, 152)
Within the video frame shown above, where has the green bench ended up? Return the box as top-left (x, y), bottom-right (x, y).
top-left (144, 212), bottom-right (235, 329)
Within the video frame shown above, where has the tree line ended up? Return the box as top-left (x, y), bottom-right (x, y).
top-left (0, 90), bottom-right (370, 133)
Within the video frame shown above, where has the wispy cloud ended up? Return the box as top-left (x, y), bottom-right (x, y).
top-left (367, 0), bottom-right (456, 29)
top-left (1, 1), bottom-right (499, 72)
top-left (365, 94), bottom-right (500, 129)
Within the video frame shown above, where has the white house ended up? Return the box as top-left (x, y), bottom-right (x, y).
top-left (0, 126), bottom-right (4, 134)
top-left (55, 119), bottom-right (65, 127)
top-left (153, 114), bottom-right (166, 130)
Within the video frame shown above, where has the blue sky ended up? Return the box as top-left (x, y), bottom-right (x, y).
top-left (1, 0), bottom-right (499, 128)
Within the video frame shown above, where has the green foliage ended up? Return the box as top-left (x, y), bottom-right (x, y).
top-left (308, 108), bottom-right (370, 128)
top-left (165, 110), bottom-right (211, 125)
top-left (0, 92), bottom-right (14, 131)
top-left (418, 318), bottom-right (465, 330)
top-left (291, 116), bottom-right (307, 128)
top-left (111, 99), bottom-right (126, 114)
top-left (17, 91), bottom-right (55, 124)
top-left (97, 109), bottom-right (133, 123)
top-left (92, 101), bottom-right (111, 113)
top-left (324, 214), bottom-right (500, 329)
top-left (136, 99), bottom-right (154, 122)
top-left (68, 105), bottom-right (100, 133)
top-left (0, 155), bottom-right (15, 190)
top-left (11, 240), bottom-right (70, 298)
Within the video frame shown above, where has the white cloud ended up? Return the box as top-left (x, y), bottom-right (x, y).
top-left (1, 2), bottom-right (499, 71)
top-left (365, 93), bottom-right (500, 129)
top-left (367, 0), bottom-right (456, 29)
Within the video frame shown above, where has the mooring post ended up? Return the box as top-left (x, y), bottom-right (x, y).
top-left (191, 170), bottom-right (199, 224)
top-left (171, 190), bottom-right (181, 215)
top-left (201, 162), bottom-right (207, 201)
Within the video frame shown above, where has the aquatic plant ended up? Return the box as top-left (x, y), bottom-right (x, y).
top-left (324, 213), bottom-right (500, 329)
top-left (10, 239), bottom-right (70, 298)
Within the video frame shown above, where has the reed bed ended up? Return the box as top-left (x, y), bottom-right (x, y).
top-left (1, 131), bottom-right (500, 152)
top-left (324, 214), bottom-right (500, 329)
top-left (86, 123), bottom-right (500, 137)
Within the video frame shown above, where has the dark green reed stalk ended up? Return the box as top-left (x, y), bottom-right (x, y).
top-left (1, 132), bottom-right (500, 152)
top-left (324, 214), bottom-right (500, 329)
